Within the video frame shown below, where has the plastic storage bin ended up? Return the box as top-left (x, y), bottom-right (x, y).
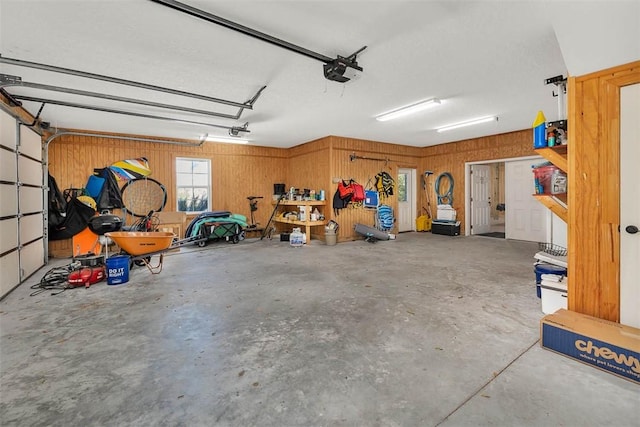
top-left (533, 165), bottom-right (567, 195)
top-left (534, 263), bottom-right (567, 297)
top-left (540, 279), bottom-right (568, 314)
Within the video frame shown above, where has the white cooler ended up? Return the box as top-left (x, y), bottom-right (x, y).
top-left (540, 279), bottom-right (568, 314)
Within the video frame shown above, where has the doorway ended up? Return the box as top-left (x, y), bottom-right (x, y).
top-left (469, 162), bottom-right (507, 238)
top-left (397, 168), bottom-right (417, 232)
top-left (465, 156), bottom-right (549, 242)
top-left (620, 83), bottom-right (640, 328)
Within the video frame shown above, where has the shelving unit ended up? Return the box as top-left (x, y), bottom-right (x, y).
top-left (535, 145), bottom-right (567, 172)
top-left (272, 200), bottom-right (327, 241)
top-left (534, 145), bottom-right (568, 223)
top-left (534, 194), bottom-right (567, 222)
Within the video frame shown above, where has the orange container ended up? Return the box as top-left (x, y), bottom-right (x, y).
top-left (105, 231), bottom-right (175, 256)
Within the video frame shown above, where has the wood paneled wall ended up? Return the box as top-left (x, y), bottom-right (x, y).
top-left (420, 130), bottom-right (535, 231)
top-left (329, 136), bottom-right (421, 241)
top-left (568, 61), bottom-right (640, 321)
top-left (45, 128), bottom-right (534, 255)
top-left (286, 136), bottom-right (332, 199)
top-left (47, 133), bottom-right (287, 256)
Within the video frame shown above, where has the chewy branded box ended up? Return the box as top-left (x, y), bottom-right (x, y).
top-left (541, 309), bottom-right (640, 385)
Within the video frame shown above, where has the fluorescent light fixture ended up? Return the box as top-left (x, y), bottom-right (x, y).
top-left (436, 116), bottom-right (498, 132)
top-left (376, 98), bottom-right (441, 122)
top-left (205, 135), bottom-right (250, 144)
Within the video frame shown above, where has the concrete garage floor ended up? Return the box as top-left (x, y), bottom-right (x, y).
top-left (0, 233), bottom-right (637, 426)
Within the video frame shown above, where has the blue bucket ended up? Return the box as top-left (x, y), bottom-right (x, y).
top-left (106, 255), bottom-right (130, 285)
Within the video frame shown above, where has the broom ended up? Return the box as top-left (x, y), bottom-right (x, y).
top-left (423, 170), bottom-right (434, 219)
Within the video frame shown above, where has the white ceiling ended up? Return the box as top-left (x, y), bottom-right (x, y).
top-left (0, 1), bottom-right (638, 148)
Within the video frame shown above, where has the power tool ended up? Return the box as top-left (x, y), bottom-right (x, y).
top-left (67, 266), bottom-right (105, 288)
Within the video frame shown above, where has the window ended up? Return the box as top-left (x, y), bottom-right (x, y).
top-left (176, 158), bottom-right (210, 212)
top-left (397, 172), bottom-right (407, 202)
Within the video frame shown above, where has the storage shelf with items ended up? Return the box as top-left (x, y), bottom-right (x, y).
top-left (272, 200), bottom-right (326, 242)
top-left (532, 162), bottom-right (567, 223)
top-left (533, 121), bottom-right (569, 224)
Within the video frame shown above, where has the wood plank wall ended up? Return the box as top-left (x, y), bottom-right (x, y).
top-left (329, 136), bottom-right (422, 241)
top-left (44, 128), bottom-right (535, 255)
top-left (568, 61), bottom-right (640, 321)
top-left (47, 132), bottom-right (287, 256)
top-left (275, 137), bottom-right (332, 237)
top-left (420, 129), bottom-right (535, 231)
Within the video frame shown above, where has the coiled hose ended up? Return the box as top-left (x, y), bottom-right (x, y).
top-left (435, 172), bottom-right (454, 205)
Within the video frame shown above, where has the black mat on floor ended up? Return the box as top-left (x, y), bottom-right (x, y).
top-left (476, 232), bottom-right (505, 238)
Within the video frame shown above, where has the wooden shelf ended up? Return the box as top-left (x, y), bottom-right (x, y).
top-left (534, 194), bottom-right (568, 222)
top-left (274, 218), bottom-right (326, 227)
top-left (273, 199), bottom-right (327, 207)
top-left (535, 145), bottom-right (568, 172)
top-left (272, 199), bottom-right (327, 241)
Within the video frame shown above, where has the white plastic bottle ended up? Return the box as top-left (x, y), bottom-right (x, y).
top-left (290, 228), bottom-right (304, 247)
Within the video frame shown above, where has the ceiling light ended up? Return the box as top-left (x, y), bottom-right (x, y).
top-left (376, 98), bottom-right (441, 122)
top-left (436, 116), bottom-right (498, 132)
top-left (205, 135), bottom-right (250, 144)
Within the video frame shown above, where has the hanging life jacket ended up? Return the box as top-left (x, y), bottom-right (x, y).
top-left (375, 171), bottom-right (395, 198)
top-left (333, 188), bottom-right (352, 215)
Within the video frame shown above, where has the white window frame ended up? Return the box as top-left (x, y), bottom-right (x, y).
top-left (176, 157), bottom-right (211, 213)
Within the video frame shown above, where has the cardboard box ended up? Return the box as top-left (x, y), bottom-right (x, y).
top-left (541, 309), bottom-right (640, 385)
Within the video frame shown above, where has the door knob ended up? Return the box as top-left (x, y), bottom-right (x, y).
top-left (625, 225), bottom-right (639, 234)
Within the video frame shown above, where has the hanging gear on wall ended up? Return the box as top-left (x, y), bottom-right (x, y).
top-left (375, 171), bottom-right (395, 199)
top-left (435, 172), bottom-right (454, 205)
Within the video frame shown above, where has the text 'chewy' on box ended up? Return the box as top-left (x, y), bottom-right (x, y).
top-left (540, 309), bottom-right (640, 385)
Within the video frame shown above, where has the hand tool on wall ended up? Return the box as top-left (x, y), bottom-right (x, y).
top-left (423, 170), bottom-right (434, 219)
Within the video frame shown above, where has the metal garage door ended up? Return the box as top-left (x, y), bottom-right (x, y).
top-left (0, 108), bottom-right (46, 299)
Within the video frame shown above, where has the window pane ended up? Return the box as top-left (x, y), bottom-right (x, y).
top-left (192, 174), bottom-right (209, 186)
top-left (398, 174), bottom-right (407, 202)
top-left (192, 161), bottom-right (209, 174)
top-left (176, 172), bottom-right (193, 187)
top-left (176, 159), bottom-right (193, 173)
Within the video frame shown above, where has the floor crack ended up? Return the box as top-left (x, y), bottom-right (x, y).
top-left (434, 338), bottom-right (541, 427)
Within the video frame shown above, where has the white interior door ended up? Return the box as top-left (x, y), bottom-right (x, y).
top-left (505, 159), bottom-right (548, 242)
top-left (397, 168), bottom-right (416, 232)
top-left (470, 164), bottom-right (491, 234)
top-left (620, 83), bottom-right (640, 328)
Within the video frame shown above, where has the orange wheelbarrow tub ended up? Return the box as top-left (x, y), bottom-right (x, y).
top-left (105, 231), bottom-right (175, 256)
top-left (104, 231), bottom-right (176, 274)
